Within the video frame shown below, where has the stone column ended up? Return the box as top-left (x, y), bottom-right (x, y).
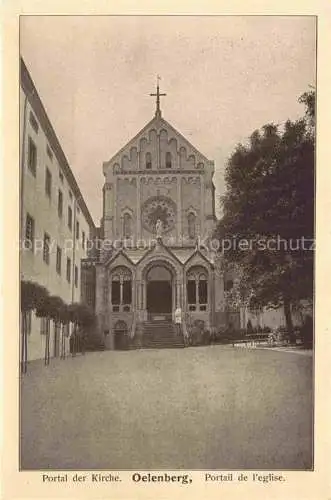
top-left (200, 175), bottom-right (205, 237)
top-left (109, 273), bottom-right (112, 308)
top-left (142, 281), bottom-right (147, 321)
top-left (141, 281), bottom-right (145, 310)
top-left (113, 176), bottom-right (118, 238)
top-left (209, 272), bottom-right (215, 330)
top-left (176, 281), bottom-right (181, 308)
top-left (195, 279), bottom-right (199, 308)
top-left (136, 280), bottom-right (140, 310)
top-left (177, 176), bottom-right (182, 244)
top-left (182, 279), bottom-right (186, 311)
top-left (95, 265), bottom-right (105, 320)
top-left (136, 177), bottom-right (141, 240)
top-left (103, 183), bottom-right (113, 241)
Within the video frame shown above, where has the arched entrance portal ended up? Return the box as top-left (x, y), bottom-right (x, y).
top-left (146, 265), bottom-right (173, 318)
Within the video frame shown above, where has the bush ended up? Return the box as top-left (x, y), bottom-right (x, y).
top-left (246, 319), bottom-right (253, 334)
top-left (300, 315), bottom-right (313, 348)
top-left (187, 320), bottom-right (211, 346)
top-left (215, 326), bottom-right (245, 344)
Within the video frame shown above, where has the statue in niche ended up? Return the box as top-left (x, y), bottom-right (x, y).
top-left (155, 219), bottom-right (163, 239)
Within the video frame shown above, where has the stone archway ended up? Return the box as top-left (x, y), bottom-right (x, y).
top-left (143, 261), bottom-right (176, 321)
top-left (146, 265), bottom-right (172, 315)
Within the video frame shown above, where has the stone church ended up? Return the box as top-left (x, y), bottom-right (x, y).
top-left (91, 84), bottom-right (232, 349)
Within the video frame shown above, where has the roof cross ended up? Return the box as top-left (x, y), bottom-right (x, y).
top-left (150, 75), bottom-right (166, 117)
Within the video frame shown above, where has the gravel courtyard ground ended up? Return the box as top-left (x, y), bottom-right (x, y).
top-left (20, 346), bottom-right (313, 470)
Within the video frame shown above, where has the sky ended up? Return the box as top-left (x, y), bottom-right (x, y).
top-left (20, 16), bottom-right (316, 224)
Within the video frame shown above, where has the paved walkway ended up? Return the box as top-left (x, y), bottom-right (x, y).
top-left (20, 345), bottom-right (313, 470)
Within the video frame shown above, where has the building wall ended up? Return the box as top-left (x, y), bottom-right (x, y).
top-left (20, 63), bottom-right (95, 362)
top-left (102, 118), bottom-right (216, 246)
top-left (25, 310), bottom-right (71, 361)
top-left (104, 173), bottom-right (214, 246)
top-left (245, 301), bottom-right (313, 331)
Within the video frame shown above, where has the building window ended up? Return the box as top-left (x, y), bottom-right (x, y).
top-left (46, 144), bottom-right (53, 160)
top-left (69, 190), bottom-right (73, 200)
top-left (187, 280), bottom-right (196, 306)
top-left (28, 137), bottom-right (37, 176)
top-left (58, 190), bottom-right (63, 218)
top-left (43, 233), bottom-right (50, 264)
top-left (198, 279), bottom-right (208, 304)
top-left (111, 267), bottom-right (132, 312)
top-left (82, 231), bottom-right (86, 250)
top-left (74, 265), bottom-right (78, 288)
top-left (66, 257), bottom-right (71, 283)
top-left (25, 213), bottom-right (35, 251)
top-left (29, 112), bottom-right (39, 133)
top-left (76, 220), bottom-right (80, 240)
top-left (111, 280), bottom-right (120, 306)
top-left (123, 281), bottom-right (132, 305)
top-left (45, 167), bottom-right (52, 198)
top-left (68, 206), bottom-right (72, 230)
top-left (145, 152), bottom-right (152, 169)
top-left (59, 170), bottom-right (64, 183)
top-left (188, 212), bottom-right (196, 239)
top-left (166, 151), bottom-right (172, 168)
top-left (123, 213), bottom-right (132, 238)
top-left (186, 267), bottom-right (208, 311)
top-left (56, 246), bottom-right (62, 275)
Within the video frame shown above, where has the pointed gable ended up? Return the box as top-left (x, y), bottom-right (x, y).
top-left (184, 249), bottom-right (214, 271)
top-left (104, 249), bottom-right (134, 270)
top-left (137, 241), bottom-right (183, 268)
top-left (103, 115), bottom-right (211, 176)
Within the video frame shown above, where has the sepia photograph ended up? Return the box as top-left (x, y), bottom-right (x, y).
top-left (19, 15), bottom-right (315, 471)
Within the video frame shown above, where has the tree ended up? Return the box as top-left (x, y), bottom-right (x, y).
top-left (36, 295), bottom-right (65, 365)
top-left (47, 296), bottom-right (66, 361)
top-left (215, 91), bottom-right (315, 343)
top-left (67, 303), bottom-right (97, 355)
top-left (58, 303), bottom-right (70, 360)
top-left (67, 303), bottom-right (81, 356)
top-left (20, 280), bottom-right (48, 373)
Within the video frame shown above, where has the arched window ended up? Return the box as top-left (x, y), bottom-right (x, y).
top-left (186, 267), bottom-right (208, 311)
top-left (111, 267), bottom-right (132, 312)
top-left (123, 213), bottom-right (132, 238)
top-left (146, 152), bottom-right (152, 169)
top-left (188, 212), bottom-right (196, 239)
top-left (166, 152), bottom-right (172, 168)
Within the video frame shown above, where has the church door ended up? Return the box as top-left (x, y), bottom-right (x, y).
top-left (146, 265), bottom-right (173, 318)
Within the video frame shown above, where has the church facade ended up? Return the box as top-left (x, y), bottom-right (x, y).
top-left (93, 87), bottom-right (229, 349)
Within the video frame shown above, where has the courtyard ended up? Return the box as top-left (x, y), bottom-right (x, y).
top-left (20, 346), bottom-right (313, 470)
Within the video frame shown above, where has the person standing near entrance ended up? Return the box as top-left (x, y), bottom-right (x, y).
top-left (175, 307), bottom-right (182, 336)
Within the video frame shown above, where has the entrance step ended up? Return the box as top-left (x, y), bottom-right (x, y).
top-left (133, 321), bottom-right (185, 349)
